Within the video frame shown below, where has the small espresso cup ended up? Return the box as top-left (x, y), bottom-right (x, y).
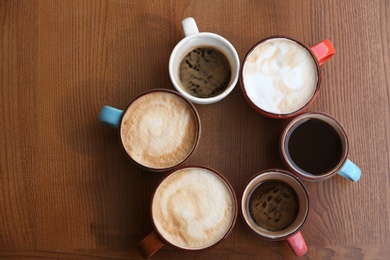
top-left (137, 166), bottom-right (238, 259)
top-left (240, 36), bottom-right (335, 118)
top-left (280, 112), bottom-right (361, 182)
top-left (169, 17), bottom-right (240, 104)
top-left (98, 89), bottom-right (201, 172)
top-left (241, 169), bottom-right (309, 257)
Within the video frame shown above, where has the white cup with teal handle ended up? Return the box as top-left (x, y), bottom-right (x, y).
top-left (280, 112), bottom-right (361, 182)
top-left (98, 89), bottom-right (201, 172)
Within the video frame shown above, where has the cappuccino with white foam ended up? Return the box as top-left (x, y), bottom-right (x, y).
top-left (152, 167), bottom-right (235, 249)
top-left (120, 91), bottom-right (199, 170)
top-left (242, 38), bottom-right (318, 115)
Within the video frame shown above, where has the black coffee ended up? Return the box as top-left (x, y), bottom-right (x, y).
top-left (179, 47), bottom-right (231, 98)
top-left (248, 180), bottom-right (299, 232)
top-left (286, 118), bottom-right (342, 175)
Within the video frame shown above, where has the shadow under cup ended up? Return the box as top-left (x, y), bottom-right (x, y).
top-left (241, 169), bottom-right (309, 257)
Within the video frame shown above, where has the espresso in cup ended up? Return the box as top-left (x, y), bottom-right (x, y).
top-left (138, 166), bottom-right (237, 258)
top-left (169, 17), bottom-right (240, 104)
top-left (241, 36), bottom-right (335, 118)
top-left (99, 89), bottom-right (201, 172)
top-left (280, 112), bottom-right (361, 182)
top-left (179, 46), bottom-right (232, 98)
top-left (285, 118), bottom-right (342, 175)
top-left (241, 169), bottom-right (309, 257)
top-left (248, 180), bottom-right (299, 232)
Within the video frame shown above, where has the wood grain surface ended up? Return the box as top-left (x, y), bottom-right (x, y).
top-left (1, 0), bottom-right (389, 259)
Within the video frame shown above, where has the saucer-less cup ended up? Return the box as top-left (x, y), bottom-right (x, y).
top-left (137, 166), bottom-right (238, 259)
top-left (280, 112), bottom-right (361, 182)
top-left (241, 169), bottom-right (309, 257)
top-left (169, 17), bottom-right (240, 104)
top-left (240, 36), bottom-right (335, 118)
top-left (98, 89), bottom-right (201, 172)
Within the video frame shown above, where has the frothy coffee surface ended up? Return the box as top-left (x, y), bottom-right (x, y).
top-left (120, 92), bottom-right (198, 169)
top-left (152, 167), bottom-right (235, 249)
top-left (242, 38), bottom-right (318, 114)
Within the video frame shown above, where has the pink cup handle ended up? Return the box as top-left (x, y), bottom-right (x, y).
top-left (310, 39), bottom-right (335, 66)
top-left (286, 231), bottom-right (307, 257)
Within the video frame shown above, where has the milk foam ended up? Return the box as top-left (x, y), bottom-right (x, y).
top-left (243, 38), bottom-right (318, 114)
top-left (152, 168), bottom-right (235, 249)
top-left (120, 92), bottom-right (198, 169)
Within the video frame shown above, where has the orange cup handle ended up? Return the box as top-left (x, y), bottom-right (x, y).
top-left (286, 231), bottom-right (307, 257)
top-left (310, 39), bottom-right (335, 65)
top-left (137, 231), bottom-right (165, 259)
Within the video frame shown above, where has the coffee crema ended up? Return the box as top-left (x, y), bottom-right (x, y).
top-left (152, 167), bottom-right (235, 249)
top-left (179, 47), bottom-right (231, 98)
top-left (242, 38), bottom-right (318, 114)
top-left (248, 180), bottom-right (299, 232)
top-left (120, 92), bottom-right (198, 169)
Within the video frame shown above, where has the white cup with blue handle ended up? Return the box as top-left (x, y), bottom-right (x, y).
top-left (98, 89), bottom-right (201, 172)
top-left (280, 112), bottom-right (361, 182)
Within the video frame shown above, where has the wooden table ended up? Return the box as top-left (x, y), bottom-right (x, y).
top-left (1, 1), bottom-right (389, 259)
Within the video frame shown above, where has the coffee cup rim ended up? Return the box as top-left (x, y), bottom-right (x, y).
top-left (240, 168), bottom-right (309, 240)
top-left (117, 89), bottom-right (201, 172)
top-left (169, 32), bottom-right (240, 104)
top-left (149, 165), bottom-right (238, 251)
top-left (280, 112), bottom-right (349, 181)
top-left (239, 35), bottom-right (321, 118)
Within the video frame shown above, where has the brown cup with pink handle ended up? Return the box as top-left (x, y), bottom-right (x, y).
top-left (241, 169), bottom-right (310, 257)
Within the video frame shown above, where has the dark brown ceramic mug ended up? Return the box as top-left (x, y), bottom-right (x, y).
top-left (240, 36), bottom-right (335, 119)
top-left (137, 166), bottom-right (238, 258)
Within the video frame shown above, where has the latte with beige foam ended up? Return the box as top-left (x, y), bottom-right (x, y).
top-left (152, 167), bottom-right (235, 249)
top-left (242, 38), bottom-right (318, 115)
top-left (120, 91), bottom-right (199, 170)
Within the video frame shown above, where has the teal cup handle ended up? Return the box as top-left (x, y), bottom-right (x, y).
top-left (337, 159), bottom-right (361, 182)
top-left (98, 106), bottom-right (124, 129)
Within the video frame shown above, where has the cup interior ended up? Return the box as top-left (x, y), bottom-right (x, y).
top-left (151, 166), bottom-right (237, 250)
top-left (169, 32), bottom-right (240, 104)
top-left (119, 89), bottom-right (201, 172)
top-left (281, 112), bottom-right (349, 180)
top-left (241, 170), bottom-right (309, 240)
top-left (240, 36), bottom-right (320, 118)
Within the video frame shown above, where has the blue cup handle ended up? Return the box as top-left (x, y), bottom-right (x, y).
top-left (98, 106), bottom-right (124, 129)
top-left (337, 159), bottom-right (361, 182)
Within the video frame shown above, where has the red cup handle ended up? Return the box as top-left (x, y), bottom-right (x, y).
top-left (286, 231), bottom-right (307, 257)
top-left (137, 231), bottom-right (165, 259)
top-left (310, 39), bottom-right (335, 66)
